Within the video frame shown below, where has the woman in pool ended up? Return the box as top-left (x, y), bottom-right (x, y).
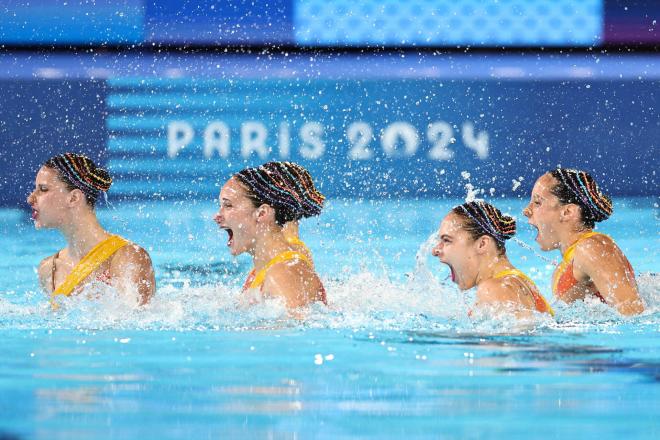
top-left (432, 201), bottom-right (554, 319)
top-left (27, 153), bottom-right (156, 307)
top-left (523, 168), bottom-right (643, 316)
top-left (214, 161), bottom-right (326, 308)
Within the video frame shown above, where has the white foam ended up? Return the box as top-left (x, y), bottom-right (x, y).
top-left (1, 238), bottom-right (658, 332)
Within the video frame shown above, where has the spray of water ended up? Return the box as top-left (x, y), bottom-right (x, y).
top-left (511, 237), bottom-right (557, 266)
top-left (1, 216), bottom-right (657, 332)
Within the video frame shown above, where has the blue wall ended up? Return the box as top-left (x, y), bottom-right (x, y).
top-left (2, 0), bottom-right (657, 46)
top-left (0, 1), bottom-right (144, 45)
top-left (145, 0), bottom-right (293, 44)
top-left (2, 75), bottom-right (656, 207)
top-left (103, 78), bottom-right (658, 201)
top-left (0, 80), bottom-right (108, 207)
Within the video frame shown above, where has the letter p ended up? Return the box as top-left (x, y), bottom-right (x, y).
top-left (167, 121), bottom-right (194, 158)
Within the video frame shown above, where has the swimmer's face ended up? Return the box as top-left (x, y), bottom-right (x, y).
top-left (215, 178), bottom-right (259, 256)
top-left (523, 173), bottom-right (563, 251)
top-left (26, 166), bottom-right (73, 229)
top-left (432, 213), bottom-right (480, 291)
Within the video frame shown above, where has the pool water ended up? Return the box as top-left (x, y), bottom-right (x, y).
top-left (0, 197), bottom-right (658, 439)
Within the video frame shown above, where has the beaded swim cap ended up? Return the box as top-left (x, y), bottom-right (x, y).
top-left (234, 162), bottom-right (325, 224)
top-left (44, 153), bottom-right (112, 205)
top-left (549, 168), bottom-right (612, 224)
top-left (452, 201), bottom-right (516, 243)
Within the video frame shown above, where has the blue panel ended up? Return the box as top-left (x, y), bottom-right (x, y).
top-left (103, 78), bottom-right (657, 200)
top-left (0, 80), bottom-right (108, 207)
top-left (1, 53), bottom-right (657, 207)
top-left (605, 0), bottom-right (660, 44)
top-left (2, 52), bottom-right (657, 82)
top-left (294, 0), bottom-right (603, 46)
top-left (145, 0), bottom-right (294, 44)
top-left (0, 0), bottom-right (144, 44)
top-left (6, 0), bottom-right (654, 48)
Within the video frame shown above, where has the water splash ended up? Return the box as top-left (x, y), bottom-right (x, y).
top-left (511, 237), bottom-right (557, 266)
top-left (4, 236), bottom-right (656, 333)
top-left (461, 171), bottom-right (481, 202)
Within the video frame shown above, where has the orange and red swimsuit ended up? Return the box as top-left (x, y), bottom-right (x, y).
top-left (552, 232), bottom-right (613, 304)
top-left (493, 268), bottom-right (555, 316)
top-left (467, 269), bottom-right (554, 317)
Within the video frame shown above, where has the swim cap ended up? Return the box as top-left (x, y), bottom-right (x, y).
top-left (452, 201), bottom-right (516, 243)
top-left (549, 168), bottom-right (612, 223)
top-left (44, 153), bottom-right (112, 204)
top-left (234, 161), bottom-right (325, 224)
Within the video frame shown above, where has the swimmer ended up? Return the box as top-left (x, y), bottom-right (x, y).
top-left (432, 201), bottom-right (554, 319)
top-left (523, 168), bottom-right (643, 316)
top-left (214, 161), bottom-right (326, 309)
top-left (27, 153), bottom-right (156, 307)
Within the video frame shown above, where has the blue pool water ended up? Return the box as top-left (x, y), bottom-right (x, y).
top-left (0, 197), bottom-right (658, 439)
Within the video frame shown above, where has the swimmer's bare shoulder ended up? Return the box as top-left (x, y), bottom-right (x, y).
top-left (109, 242), bottom-right (156, 305)
top-left (475, 278), bottom-right (516, 307)
top-left (263, 260), bottom-right (323, 309)
top-left (37, 252), bottom-right (58, 293)
top-left (573, 233), bottom-right (642, 315)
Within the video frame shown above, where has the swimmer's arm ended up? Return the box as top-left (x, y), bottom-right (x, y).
top-left (37, 255), bottom-right (55, 293)
top-left (262, 261), bottom-right (321, 310)
top-left (574, 238), bottom-right (643, 316)
top-left (110, 244), bottom-right (156, 306)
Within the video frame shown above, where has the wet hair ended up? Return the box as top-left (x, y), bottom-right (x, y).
top-left (234, 161), bottom-right (325, 226)
top-left (549, 168), bottom-right (612, 229)
top-left (44, 153), bottom-right (112, 207)
top-left (451, 201), bottom-right (516, 254)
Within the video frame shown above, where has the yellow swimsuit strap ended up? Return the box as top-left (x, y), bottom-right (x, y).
top-left (249, 250), bottom-right (311, 290)
top-left (553, 231), bottom-right (608, 294)
top-left (493, 268), bottom-right (533, 284)
top-left (285, 236), bottom-right (311, 254)
top-left (51, 235), bottom-right (129, 304)
top-left (494, 268), bottom-right (555, 316)
top-left (561, 231), bottom-right (606, 263)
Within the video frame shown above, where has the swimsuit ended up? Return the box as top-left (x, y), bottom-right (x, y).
top-left (243, 250), bottom-right (312, 290)
top-left (242, 240), bottom-right (326, 305)
top-left (285, 236), bottom-right (312, 257)
top-left (552, 231), bottom-right (609, 304)
top-left (243, 236), bottom-right (312, 291)
top-left (493, 268), bottom-right (555, 316)
top-left (50, 235), bottom-right (129, 308)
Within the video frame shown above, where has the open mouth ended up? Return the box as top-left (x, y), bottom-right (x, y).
top-left (530, 224), bottom-right (540, 241)
top-left (31, 209), bottom-right (38, 220)
top-left (223, 228), bottom-right (233, 247)
top-left (444, 263), bottom-right (456, 283)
